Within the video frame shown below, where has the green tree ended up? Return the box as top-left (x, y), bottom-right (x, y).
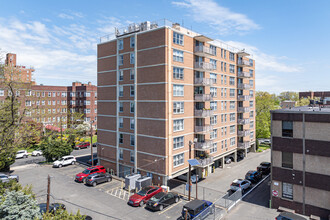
top-left (256, 91), bottom-right (280, 139)
top-left (296, 97), bottom-right (311, 106)
top-left (0, 190), bottom-right (41, 220)
top-left (278, 91), bottom-right (299, 101)
top-left (41, 209), bottom-right (86, 220)
top-left (39, 136), bottom-right (73, 162)
top-left (0, 180), bottom-right (34, 199)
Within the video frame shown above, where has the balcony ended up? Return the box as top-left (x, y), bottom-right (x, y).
top-left (194, 62), bottom-right (216, 71)
top-left (238, 107), bottom-right (250, 113)
top-left (194, 109), bottom-right (214, 117)
top-left (195, 125), bottom-right (213, 134)
top-left (237, 71), bottom-right (251, 78)
top-left (237, 59), bottom-right (250, 67)
top-left (237, 83), bottom-right (251, 90)
top-left (237, 50), bottom-right (250, 57)
top-left (237, 95), bottom-right (250, 101)
top-left (196, 157), bottom-right (214, 167)
top-left (194, 94), bottom-right (213, 102)
top-left (195, 140), bottom-right (213, 150)
top-left (237, 141), bottom-right (250, 149)
top-left (238, 130), bottom-right (250, 137)
top-left (194, 78), bottom-right (213, 86)
top-left (194, 45), bottom-right (216, 57)
top-left (237, 118), bottom-right (250, 125)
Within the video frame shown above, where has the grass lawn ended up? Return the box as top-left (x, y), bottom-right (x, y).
top-left (84, 135), bottom-right (97, 143)
top-left (257, 144), bottom-right (271, 152)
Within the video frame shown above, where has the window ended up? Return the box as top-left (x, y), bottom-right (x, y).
top-left (210, 45), bottom-right (217, 55)
top-left (229, 64), bottom-right (235, 73)
top-left (221, 62), bottom-right (224, 72)
top-left (229, 77), bottom-right (235, 85)
top-left (249, 59), bottom-right (253, 66)
top-left (118, 39), bottom-right (123, 50)
top-left (130, 86), bottom-right (134, 97)
top-left (130, 135), bottom-right (135, 146)
top-left (230, 125), bottom-right (235, 134)
top-left (230, 101), bottom-right (235, 109)
top-left (130, 118), bottom-right (135, 130)
top-left (282, 152), bottom-right (293, 168)
top-left (53, 92), bottom-right (56, 97)
top-left (249, 69), bottom-right (253, 77)
top-left (119, 86), bottom-right (123, 97)
top-left (230, 113), bottom-right (235, 122)
top-left (119, 55), bottom-right (123, 66)
top-left (173, 32), bottom-right (184, 45)
top-left (119, 117), bottom-right (123, 128)
top-left (224, 63), bottom-right (227, 72)
top-left (61, 100), bottom-right (66, 105)
top-left (173, 119), bottom-right (184, 132)
top-left (130, 102), bottom-right (135, 113)
top-left (210, 73), bottom-right (217, 83)
top-left (250, 120), bottom-right (254, 128)
top-left (119, 149), bottom-right (123, 160)
top-left (62, 92), bottom-right (66, 97)
top-left (249, 80), bottom-right (253, 87)
top-left (48, 101), bottom-right (51, 105)
top-left (48, 92), bottom-right (51, 97)
top-left (249, 90), bottom-right (254, 97)
top-left (249, 101), bottom-right (253, 108)
top-left (173, 153), bottom-right (184, 167)
top-left (25, 100), bottom-right (31, 106)
top-left (130, 52), bottom-right (135, 64)
top-left (173, 85), bottom-right (184, 96)
top-left (119, 70), bottom-right (123, 81)
top-left (119, 134), bottom-right (123, 144)
top-left (210, 87), bottom-right (217, 97)
top-left (130, 69), bottom-right (135, 80)
top-left (282, 121), bottom-right (293, 137)
top-left (221, 49), bottom-right (223, 58)
top-left (173, 49), bottom-right (184, 62)
top-left (282, 182), bottom-right (293, 200)
top-left (230, 137), bottom-right (235, 146)
top-left (84, 109), bottom-right (91, 114)
top-left (230, 89), bottom-right (235, 97)
top-left (221, 141), bottom-right (224, 149)
top-left (119, 102), bottom-right (123, 112)
top-left (210, 59), bottom-right (217, 69)
top-left (250, 111), bottom-right (254, 118)
top-left (130, 36), bottom-right (135, 48)
top-left (250, 131), bottom-right (254, 139)
top-left (210, 101), bottom-right (217, 110)
top-left (224, 50), bottom-right (227, 59)
top-left (130, 151), bottom-right (135, 163)
top-left (210, 115), bottom-right (217, 125)
top-left (42, 92), bottom-right (45, 97)
top-left (221, 101), bottom-right (224, 110)
top-left (173, 67), bottom-right (184, 79)
top-left (42, 101), bottom-right (45, 105)
top-left (221, 88), bottom-right (224, 97)
top-left (229, 52), bottom-right (235, 61)
top-left (173, 136), bottom-right (184, 150)
top-left (173, 102), bottom-right (184, 114)
top-left (210, 143), bottom-right (217, 154)
top-left (210, 129), bottom-right (217, 139)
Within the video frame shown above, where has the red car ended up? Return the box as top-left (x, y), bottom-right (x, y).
top-left (75, 166), bottom-right (106, 183)
top-left (74, 142), bottom-right (90, 150)
top-left (128, 186), bottom-right (162, 207)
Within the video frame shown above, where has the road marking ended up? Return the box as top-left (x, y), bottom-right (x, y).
top-left (158, 200), bottom-right (182, 215)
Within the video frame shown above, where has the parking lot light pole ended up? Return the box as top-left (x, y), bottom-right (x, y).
top-left (90, 120), bottom-right (94, 166)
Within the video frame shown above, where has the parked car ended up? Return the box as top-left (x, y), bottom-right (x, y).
top-left (237, 151), bottom-right (245, 160)
top-left (257, 162), bottom-right (271, 175)
top-left (177, 173), bottom-right (199, 183)
top-left (16, 150), bottom-right (28, 159)
top-left (225, 156), bottom-right (234, 164)
top-left (146, 192), bottom-right (180, 211)
top-left (0, 173), bottom-right (19, 183)
top-left (181, 199), bottom-right (213, 219)
top-left (85, 173), bottom-right (112, 187)
top-left (263, 140), bottom-right (271, 145)
top-left (245, 170), bottom-right (262, 183)
top-left (275, 211), bottom-right (308, 220)
top-left (128, 186), bottom-right (162, 207)
top-left (53, 156), bottom-right (76, 168)
top-left (230, 179), bottom-right (251, 192)
top-left (75, 165), bottom-right (106, 183)
top-left (74, 142), bottom-right (90, 150)
top-left (32, 150), bottom-right (43, 156)
top-left (92, 142), bottom-right (98, 147)
top-left (87, 157), bottom-right (99, 166)
top-left (38, 203), bottom-right (66, 214)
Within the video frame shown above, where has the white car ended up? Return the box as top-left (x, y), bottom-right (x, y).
top-left (53, 156), bottom-right (76, 168)
top-left (16, 150), bottom-right (28, 159)
top-left (32, 150), bottom-right (43, 156)
top-left (177, 173), bottom-right (199, 183)
top-left (230, 179), bottom-right (251, 192)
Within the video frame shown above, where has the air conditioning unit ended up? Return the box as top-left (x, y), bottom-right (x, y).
top-left (135, 176), bottom-right (152, 191)
top-left (125, 173), bottom-right (141, 191)
top-left (140, 21), bottom-right (150, 31)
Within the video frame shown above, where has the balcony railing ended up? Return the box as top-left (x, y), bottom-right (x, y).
top-left (194, 62), bottom-right (216, 71)
top-left (237, 71), bottom-right (251, 78)
top-left (194, 109), bottom-right (214, 117)
top-left (194, 78), bottom-right (213, 86)
top-left (196, 157), bottom-right (214, 167)
top-left (194, 94), bottom-right (213, 102)
top-left (238, 141), bottom-right (250, 149)
top-left (237, 95), bottom-right (250, 101)
top-left (195, 140), bottom-right (213, 150)
top-left (237, 59), bottom-right (250, 66)
top-left (237, 83), bottom-right (251, 89)
top-left (238, 130), bottom-right (250, 137)
top-left (237, 118), bottom-right (250, 125)
top-left (194, 45), bottom-right (216, 56)
top-left (195, 125), bottom-right (213, 133)
top-left (238, 107), bottom-right (250, 113)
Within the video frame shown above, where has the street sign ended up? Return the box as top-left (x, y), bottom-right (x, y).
top-left (188, 159), bottom-right (200, 166)
top-left (272, 190), bottom-right (278, 197)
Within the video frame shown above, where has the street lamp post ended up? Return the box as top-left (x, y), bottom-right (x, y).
top-left (90, 120), bottom-right (94, 166)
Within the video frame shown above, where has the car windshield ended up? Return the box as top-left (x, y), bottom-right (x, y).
top-left (17, 151), bottom-right (24, 154)
top-left (149, 193), bottom-right (164, 202)
top-left (232, 183), bottom-right (240, 187)
top-left (137, 188), bottom-right (151, 196)
top-left (82, 170), bottom-right (90, 174)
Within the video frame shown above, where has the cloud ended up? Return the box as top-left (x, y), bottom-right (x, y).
top-left (58, 10), bottom-right (84, 20)
top-left (172, 0), bottom-right (260, 34)
top-left (58, 13), bottom-right (74, 20)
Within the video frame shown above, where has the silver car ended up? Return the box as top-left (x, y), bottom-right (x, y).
top-left (0, 173), bottom-right (19, 183)
top-left (230, 179), bottom-right (251, 192)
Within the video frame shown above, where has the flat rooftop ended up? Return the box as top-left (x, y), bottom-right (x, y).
top-left (271, 106), bottom-right (330, 114)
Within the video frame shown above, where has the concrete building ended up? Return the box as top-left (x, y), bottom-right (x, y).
top-left (280, 100), bottom-right (296, 109)
top-left (97, 20), bottom-right (256, 184)
top-left (270, 106), bottom-right (330, 219)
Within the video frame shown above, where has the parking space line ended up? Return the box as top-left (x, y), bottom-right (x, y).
top-left (158, 200), bottom-right (182, 215)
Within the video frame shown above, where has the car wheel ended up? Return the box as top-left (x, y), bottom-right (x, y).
top-left (71, 161), bottom-right (75, 165)
top-left (139, 201), bottom-right (144, 207)
top-left (24, 155), bottom-right (28, 158)
top-left (92, 182), bottom-right (97, 187)
top-left (107, 178), bottom-right (111, 182)
top-left (59, 164), bottom-right (62, 168)
top-left (37, 153), bottom-right (40, 156)
top-left (175, 197), bottom-right (179, 203)
top-left (159, 205), bottom-right (163, 211)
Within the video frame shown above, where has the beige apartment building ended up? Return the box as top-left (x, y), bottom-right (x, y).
top-left (270, 107), bottom-right (330, 219)
top-left (97, 20), bottom-right (256, 185)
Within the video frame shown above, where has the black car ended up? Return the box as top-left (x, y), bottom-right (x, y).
top-left (257, 162), bottom-right (271, 175)
top-left (245, 170), bottom-right (262, 183)
top-left (92, 142), bottom-right (98, 147)
top-left (146, 192), bottom-right (180, 211)
top-left (181, 199), bottom-right (213, 219)
top-left (87, 157), bottom-right (98, 165)
top-left (38, 203), bottom-right (66, 214)
top-left (85, 173), bottom-right (112, 187)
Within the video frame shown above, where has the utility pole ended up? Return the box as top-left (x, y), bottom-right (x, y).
top-left (90, 120), bottom-right (94, 166)
top-left (188, 141), bottom-right (192, 201)
top-left (46, 175), bottom-right (50, 213)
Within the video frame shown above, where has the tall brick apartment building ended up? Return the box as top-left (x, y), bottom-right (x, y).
top-left (97, 20), bottom-right (256, 184)
top-left (270, 107), bottom-right (330, 219)
top-left (4, 53), bottom-right (35, 83)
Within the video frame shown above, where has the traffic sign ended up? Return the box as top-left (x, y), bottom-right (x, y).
top-left (272, 190), bottom-right (278, 197)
